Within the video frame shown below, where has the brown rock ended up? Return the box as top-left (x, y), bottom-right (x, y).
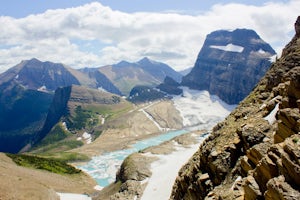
top-left (265, 176), bottom-right (300, 200)
top-left (243, 176), bottom-right (262, 200)
top-left (253, 155), bottom-right (279, 192)
top-left (246, 143), bottom-right (269, 166)
top-left (237, 124), bottom-right (267, 150)
top-left (275, 121), bottom-right (296, 143)
top-left (241, 155), bottom-right (253, 175)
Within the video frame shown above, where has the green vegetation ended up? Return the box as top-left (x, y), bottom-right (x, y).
top-left (85, 104), bottom-right (132, 121)
top-left (39, 152), bottom-right (90, 162)
top-left (32, 139), bottom-right (84, 154)
top-left (37, 123), bottom-right (69, 147)
top-left (6, 153), bottom-right (81, 174)
top-left (67, 105), bottom-right (99, 130)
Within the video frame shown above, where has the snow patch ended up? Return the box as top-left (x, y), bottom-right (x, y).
top-left (264, 104), bottom-right (279, 124)
top-left (210, 43), bottom-right (244, 53)
top-left (82, 132), bottom-right (92, 144)
top-left (172, 87), bottom-right (236, 130)
top-left (56, 193), bottom-right (91, 200)
top-left (101, 117), bottom-right (105, 125)
top-left (141, 134), bottom-right (209, 200)
top-left (98, 87), bottom-right (108, 92)
top-left (37, 85), bottom-right (47, 91)
top-left (15, 74), bottom-right (19, 79)
top-left (94, 185), bottom-right (103, 191)
top-left (62, 122), bottom-right (68, 131)
top-left (258, 48), bottom-right (267, 54)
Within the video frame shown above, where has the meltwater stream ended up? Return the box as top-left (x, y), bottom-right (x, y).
top-left (78, 129), bottom-right (189, 189)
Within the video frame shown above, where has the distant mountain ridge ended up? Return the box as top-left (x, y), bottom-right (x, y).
top-left (99, 57), bottom-right (182, 95)
top-left (182, 28), bottom-right (276, 104)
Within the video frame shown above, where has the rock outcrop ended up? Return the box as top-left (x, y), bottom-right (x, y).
top-left (157, 76), bottom-right (183, 95)
top-left (171, 16), bottom-right (300, 200)
top-left (181, 29), bottom-right (276, 104)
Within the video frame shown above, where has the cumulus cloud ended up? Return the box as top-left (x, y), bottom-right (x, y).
top-left (0, 1), bottom-right (299, 72)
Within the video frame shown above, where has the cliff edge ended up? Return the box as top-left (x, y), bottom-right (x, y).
top-left (171, 16), bottom-right (300, 200)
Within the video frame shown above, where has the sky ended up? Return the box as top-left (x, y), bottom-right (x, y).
top-left (0, 0), bottom-right (298, 72)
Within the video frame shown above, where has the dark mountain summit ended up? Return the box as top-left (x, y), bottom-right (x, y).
top-left (182, 29), bottom-right (276, 104)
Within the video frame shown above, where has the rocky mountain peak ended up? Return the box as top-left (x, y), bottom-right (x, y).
top-left (182, 28), bottom-right (276, 104)
top-left (137, 57), bottom-right (154, 65)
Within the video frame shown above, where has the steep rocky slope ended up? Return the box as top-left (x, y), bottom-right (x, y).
top-left (182, 29), bottom-right (275, 104)
top-left (171, 17), bottom-right (300, 200)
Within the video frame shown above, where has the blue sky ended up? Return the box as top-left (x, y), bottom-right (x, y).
top-left (0, 0), bottom-right (298, 72)
top-left (0, 0), bottom-right (290, 17)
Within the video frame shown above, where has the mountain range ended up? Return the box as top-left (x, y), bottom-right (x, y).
top-left (99, 57), bottom-right (182, 95)
top-left (0, 57), bottom-right (181, 153)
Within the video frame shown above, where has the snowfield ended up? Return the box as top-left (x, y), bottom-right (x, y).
top-left (172, 87), bottom-right (236, 130)
top-left (209, 43), bottom-right (244, 53)
top-left (141, 134), bottom-right (209, 200)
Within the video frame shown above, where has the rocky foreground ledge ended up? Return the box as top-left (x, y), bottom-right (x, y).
top-left (170, 16), bottom-right (300, 200)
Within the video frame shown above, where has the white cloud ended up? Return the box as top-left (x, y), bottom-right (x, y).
top-left (0, 1), bottom-right (299, 73)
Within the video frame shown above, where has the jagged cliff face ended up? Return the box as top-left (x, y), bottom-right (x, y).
top-left (181, 29), bottom-right (276, 104)
top-left (171, 17), bottom-right (300, 200)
